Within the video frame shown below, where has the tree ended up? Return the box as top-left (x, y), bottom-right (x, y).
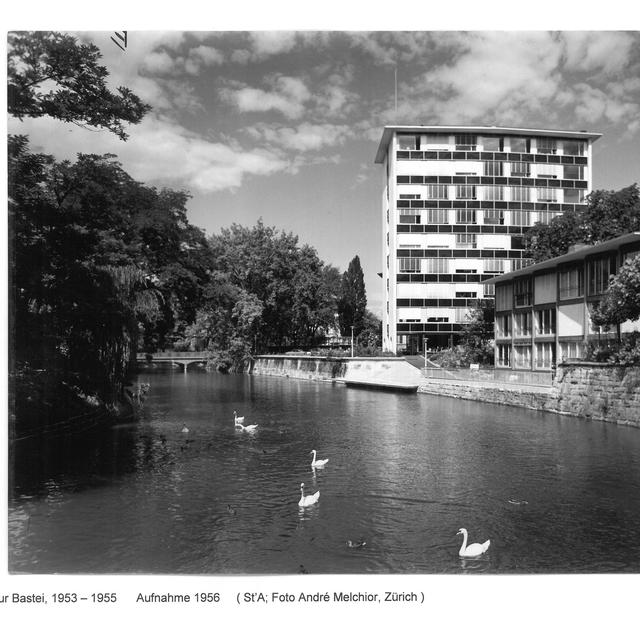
top-left (356, 310), bottom-right (382, 352)
top-left (9, 138), bottom-right (211, 407)
top-left (8, 31), bottom-right (150, 140)
top-left (590, 255), bottom-right (640, 327)
top-left (189, 221), bottom-right (340, 369)
top-left (460, 299), bottom-right (495, 364)
top-left (525, 185), bottom-right (640, 263)
top-left (337, 255), bottom-right (367, 337)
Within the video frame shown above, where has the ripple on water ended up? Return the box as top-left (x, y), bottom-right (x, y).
top-left (8, 372), bottom-right (640, 574)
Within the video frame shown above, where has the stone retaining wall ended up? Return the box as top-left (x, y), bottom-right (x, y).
top-left (419, 363), bottom-right (640, 427)
top-left (549, 363), bottom-right (640, 426)
top-left (418, 380), bottom-right (555, 413)
top-left (251, 355), bottom-right (639, 427)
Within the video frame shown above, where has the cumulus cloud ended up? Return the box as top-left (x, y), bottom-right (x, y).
top-left (189, 45), bottom-right (224, 67)
top-left (246, 122), bottom-right (351, 151)
top-left (408, 32), bottom-right (564, 123)
top-left (220, 75), bottom-right (311, 119)
top-left (248, 31), bottom-right (298, 58)
top-left (364, 30), bottom-right (640, 137)
top-left (563, 31), bottom-right (636, 76)
top-left (9, 114), bottom-right (291, 193)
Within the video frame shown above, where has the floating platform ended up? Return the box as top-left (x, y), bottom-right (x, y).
top-left (336, 378), bottom-right (419, 393)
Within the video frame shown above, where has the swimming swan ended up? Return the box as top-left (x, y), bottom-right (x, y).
top-left (233, 411), bottom-right (245, 426)
top-left (181, 424), bottom-right (189, 433)
top-left (298, 482), bottom-right (320, 507)
top-left (239, 423), bottom-right (258, 432)
top-left (456, 528), bottom-right (490, 558)
top-left (310, 449), bottom-right (329, 468)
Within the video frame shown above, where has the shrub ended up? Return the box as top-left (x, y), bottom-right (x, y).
top-left (584, 332), bottom-right (640, 365)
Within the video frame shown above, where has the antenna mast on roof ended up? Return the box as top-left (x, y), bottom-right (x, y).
top-left (394, 65), bottom-right (398, 120)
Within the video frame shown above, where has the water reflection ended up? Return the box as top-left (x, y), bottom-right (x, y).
top-left (8, 370), bottom-right (640, 574)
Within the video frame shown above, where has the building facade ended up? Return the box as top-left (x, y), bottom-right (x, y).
top-left (485, 233), bottom-right (640, 371)
top-left (375, 126), bottom-right (600, 354)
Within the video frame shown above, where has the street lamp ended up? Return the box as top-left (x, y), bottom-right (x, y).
top-left (351, 325), bottom-right (355, 358)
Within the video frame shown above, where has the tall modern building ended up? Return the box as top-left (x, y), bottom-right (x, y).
top-left (375, 125), bottom-right (601, 354)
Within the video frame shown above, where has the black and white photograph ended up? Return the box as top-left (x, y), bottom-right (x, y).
top-left (4, 3), bottom-right (640, 637)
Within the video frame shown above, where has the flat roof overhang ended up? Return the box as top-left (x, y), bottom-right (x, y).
top-left (374, 125), bottom-right (603, 164)
top-left (484, 232), bottom-right (640, 285)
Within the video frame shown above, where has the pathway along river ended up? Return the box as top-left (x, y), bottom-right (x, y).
top-left (8, 370), bottom-right (640, 574)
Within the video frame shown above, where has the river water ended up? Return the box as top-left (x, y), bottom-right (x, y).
top-left (8, 370), bottom-right (640, 574)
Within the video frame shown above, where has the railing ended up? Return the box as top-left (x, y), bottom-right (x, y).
top-left (139, 351), bottom-right (210, 359)
top-left (423, 366), bottom-right (553, 386)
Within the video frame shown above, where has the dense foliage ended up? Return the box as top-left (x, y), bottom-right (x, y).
top-left (459, 300), bottom-right (495, 364)
top-left (8, 31), bottom-right (150, 140)
top-left (9, 136), bottom-right (213, 416)
top-left (183, 221), bottom-right (342, 371)
top-left (525, 184), bottom-right (640, 263)
top-left (428, 301), bottom-right (495, 367)
top-left (590, 255), bottom-right (640, 328)
top-left (337, 255), bottom-right (367, 337)
top-left (584, 332), bottom-right (640, 365)
top-left (8, 31), bottom-right (383, 431)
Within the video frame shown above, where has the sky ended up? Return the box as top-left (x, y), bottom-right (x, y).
top-left (8, 27), bottom-right (640, 316)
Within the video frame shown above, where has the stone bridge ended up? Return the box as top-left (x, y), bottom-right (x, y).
top-left (137, 350), bottom-right (210, 372)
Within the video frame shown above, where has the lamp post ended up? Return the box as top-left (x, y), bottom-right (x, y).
top-left (351, 325), bottom-right (355, 358)
top-left (424, 337), bottom-right (428, 369)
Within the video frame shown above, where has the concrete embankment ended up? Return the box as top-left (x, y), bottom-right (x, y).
top-left (250, 355), bottom-right (422, 390)
top-left (419, 363), bottom-right (640, 427)
top-left (251, 355), bottom-right (639, 426)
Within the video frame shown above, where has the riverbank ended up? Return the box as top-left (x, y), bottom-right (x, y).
top-left (250, 354), bottom-right (423, 390)
top-left (251, 355), bottom-right (640, 427)
top-left (419, 363), bottom-right (640, 427)
top-left (10, 367), bottom-right (143, 442)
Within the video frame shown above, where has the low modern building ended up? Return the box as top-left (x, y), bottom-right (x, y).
top-left (375, 125), bottom-right (601, 354)
top-left (485, 232), bottom-right (640, 371)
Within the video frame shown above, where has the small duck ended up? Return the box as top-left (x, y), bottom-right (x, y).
top-left (347, 539), bottom-right (367, 549)
top-left (310, 449), bottom-right (329, 468)
top-left (181, 424), bottom-right (189, 434)
top-left (456, 528), bottom-right (491, 558)
top-left (227, 504), bottom-right (237, 516)
top-left (298, 482), bottom-right (320, 507)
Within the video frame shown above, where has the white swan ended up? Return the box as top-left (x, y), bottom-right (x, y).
top-left (298, 482), bottom-right (320, 507)
top-left (239, 423), bottom-right (258, 432)
top-left (181, 424), bottom-right (189, 433)
top-left (456, 528), bottom-right (490, 558)
top-left (233, 411), bottom-right (245, 426)
top-left (310, 449), bottom-right (329, 468)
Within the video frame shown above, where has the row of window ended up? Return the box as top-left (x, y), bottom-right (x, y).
top-left (397, 308), bottom-right (479, 324)
top-left (496, 309), bottom-right (556, 338)
top-left (496, 255), bottom-right (619, 309)
top-left (396, 250), bottom-right (532, 267)
top-left (397, 257), bottom-right (509, 274)
top-left (396, 295), bottom-right (494, 307)
top-left (396, 199), bottom-right (585, 214)
top-left (397, 273), bottom-right (495, 284)
top-left (397, 134), bottom-right (586, 155)
top-left (398, 185), bottom-right (583, 203)
top-left (397, 164), bottom-right (585, 180)
top-left (496, 343), bottom-right (557, 369)
top-left (398, 209), bottom-right (559, 226)
top-left (396, 322), bottom-right (464, 332)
